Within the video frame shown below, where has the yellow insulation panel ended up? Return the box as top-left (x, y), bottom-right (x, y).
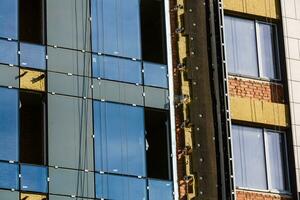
top-left (223, 0), bottom-right (280, 19)
top-left (230, 96), bottom-right (289, 127)
top-left (20, 69), bottom-right (45, 92)
top-left (21, 193), bottom-right (47, 200)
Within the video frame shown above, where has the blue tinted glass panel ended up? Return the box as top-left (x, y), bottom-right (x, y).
top-left (96, 174), bottom-right (146, 199)
top-left (266, 131), bottom-right (287, 191)
top-left (20, 43), bottom-right (46, 70)
top-left (92, 55), bottom-right (142, 83)
top-left (258, 23), bottom-right (277, 79)
top-left (224, 16), bottom-right (258, 77)
top-left (21, 165), bottom-right (48, 193)
top-left (149, 179), bottom-right (173, 200)
top-left (94, 101), bottom-right (146, 176)
top-left (0, 88), bottom-right (19, 161)
top-left (0, 40), bottom-right (18, 65)
top-left (144, 62), bottom-right (168, 88)
top-left (0, 0), bottom-right (18, 39)
top-left (91, 0), bottom-right (141, 59)
top-left (232, 125), bottom-right (267, 190)
top-left (0, 162), bottom-right (19, 190)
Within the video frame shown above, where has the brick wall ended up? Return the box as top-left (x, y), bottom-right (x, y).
top-left (228, 76), bottom-right (285, 103)
top-left (236, 190), bottom-right (292, 200)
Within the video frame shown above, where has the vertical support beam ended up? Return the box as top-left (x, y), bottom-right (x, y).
top-left (165, 0), bottom-right (180, 199)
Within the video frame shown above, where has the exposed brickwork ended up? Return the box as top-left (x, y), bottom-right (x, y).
top-left (236, 190), bottom-right (292, 200)
top-left (228, 76), bottom-right (285, 103)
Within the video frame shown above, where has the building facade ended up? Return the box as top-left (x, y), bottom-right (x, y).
top-left (171, 0), bottom-right (300, 199)
top-left (1, 0), bottom-right (300, 200)
top-left (0, 0), bottom-right (177, 200)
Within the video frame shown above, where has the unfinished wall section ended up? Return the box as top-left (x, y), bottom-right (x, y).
top-left (170, 0), bottom-right (220, 199)
top-left (223, 0), bottom-right (297, 197)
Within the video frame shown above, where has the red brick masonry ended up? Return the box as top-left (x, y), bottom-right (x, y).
top-left (228, 76), bottom-right (285, 103)
top-left (236, 190), bottom-right (292, 200)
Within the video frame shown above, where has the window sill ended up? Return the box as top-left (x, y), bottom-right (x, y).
top-left (228, 73), bottom-right (282, 84)
top-left (236, 187), bottom-right (292, 196)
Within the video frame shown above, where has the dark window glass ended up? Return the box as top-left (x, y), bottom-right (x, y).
top-left (21, 164), bottom-right (48, 193)
top-left (92, 55), bottom-right (142, 84)
top-left (95, 174), bottom-right (147, 199)
top-left (145, 108), bottom-right (171, 180)
top-left (0, 88), bottom-right (19, 162)
top-left (0, 0), bottom-right (18, 39)
top-left (144, 62), bottom-right (168, 88)
top-left (19, 0), bottom-right (45, 44)
top-left (149, 179), bottom-right (173, 200)
top-left (91, 0), bottom-right (141, 59)
top-left (224, 16), bottom-right (258, 77)
top-left (20, 43), bottom-right (46, 70)
top-left (141, 0), bottom-right (167, 64)
top-left (94, 101), bottom-right (146, 176)
top-left (0, 39), bottom-right (18, 65)
top-left (0, 162), bottom-right (19, 190)
top-left (20, 92), bottom-right (46, 165)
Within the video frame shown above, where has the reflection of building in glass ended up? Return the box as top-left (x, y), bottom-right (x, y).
top-left (0, 0), bottom-right (175, 199)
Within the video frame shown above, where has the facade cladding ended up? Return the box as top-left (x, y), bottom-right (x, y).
top-left (1, 0), bottom-right (300, 200)
top-left (0, 0), bottom-right (177, 200)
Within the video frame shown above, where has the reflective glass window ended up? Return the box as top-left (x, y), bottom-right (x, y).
top-left (266, 131), bottom-right (288, 191)
top-left (21, 165), bottom-right (48, 193)
top-left (92, 55), bottom-right (142, 84)
top-left (148, 179), bottom-right (173, 200)
top-left (95, 174), bottom-right (146, 200)
top-left (0, 88), bottom-right (19, 161)
top-left (91, 0), bottom-right (141, 59)
top-left (258, 23), bottom-right (278, 79)
top-left (0, 0), bottom-right (18, 39)
top-left (224, 16), bottom-right (258, 77)
top-left (0, 39), bottom-right (18, 65)
top-left (94, 101), bottom-right (146, 176)
top-left (232, 125), bottom-right (267, 189)
top-left (0, 162), bottom-right (19, 190)
top-left (47, 0), bottom-right (91, 50)
top-left (20, 43), bottom-right (46, 70)
top-left (144, 62), bottom-right (168, 88)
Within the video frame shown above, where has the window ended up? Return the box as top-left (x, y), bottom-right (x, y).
top-left (0, 88), bottom-right (19, 162)
top-left (93, 101), bottom-right (146, 177)
top-left (145, 108), bottom-right (171, 180)
top-left (232, 125), bottom-right (289, 192)
top-left (20, 91), bottom-right (46, 165)
top-left (95, 174), bottom-right (147, 199)
top-left (92, 55), bottom-right (142, 84)
top-left (143, 62), bottom-right (168, 88)
top-left (141, 0), bottom-right (167, 64)
top-left (20, 164), bottom-right (48, 193)
top-left (91, 0), bottom-right (141, 59)
top-left (224, 16), bottom-right (279, 79)
top-left (148, 179), bottom-right (173, 200)
top-left (19, 0), bottom-right (45, 44)
top-left (0, 0), bottom-right (18, 39)
top-left (0, 39), bottom-right (18, 65)
top-left (0, 162), bottom-right (19, 190)
top-left (20, 43), bottom-right (46, 70)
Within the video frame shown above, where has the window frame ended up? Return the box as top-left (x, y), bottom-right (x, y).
top-left (225, 15), bottom-right (281, 81)
top-left (232, 125), bottom-right (290, 194)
